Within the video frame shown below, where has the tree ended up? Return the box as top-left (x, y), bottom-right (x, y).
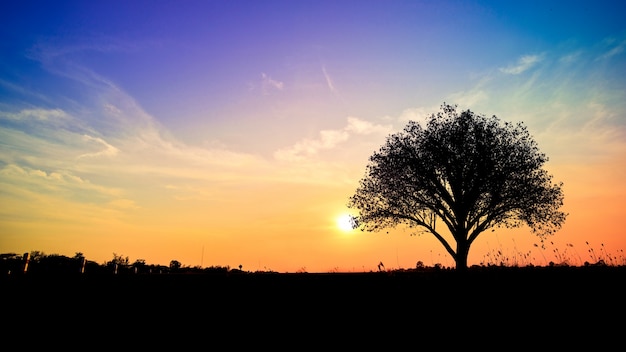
top-left (348, 103), bottom-right (567, 271)
top-left (169, 260), bottom-right (182, 271)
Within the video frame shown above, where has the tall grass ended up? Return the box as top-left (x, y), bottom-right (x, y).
top-left (479, 240), bottom-right (625, 267)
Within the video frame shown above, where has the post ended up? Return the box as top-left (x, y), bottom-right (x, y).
top-left (22, 252), bottom-right (30, 274)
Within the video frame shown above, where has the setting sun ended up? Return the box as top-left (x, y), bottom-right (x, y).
top-left (337, 214), bottom-right (356, 232)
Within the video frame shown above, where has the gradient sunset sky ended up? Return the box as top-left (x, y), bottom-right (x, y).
top-left (1, 0), bottom-right (625, 272)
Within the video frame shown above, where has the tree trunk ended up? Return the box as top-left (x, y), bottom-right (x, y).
top-left (455, 238), bottom-right (470, 272)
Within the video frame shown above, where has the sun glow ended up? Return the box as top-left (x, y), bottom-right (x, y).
top-left (337, 214), bottom-right (356, 232)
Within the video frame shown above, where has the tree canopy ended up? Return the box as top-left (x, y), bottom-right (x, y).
top-left (348, 103), bottom-right (567, 271)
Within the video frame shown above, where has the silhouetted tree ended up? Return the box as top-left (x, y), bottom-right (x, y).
top-left (132, 259), bottom-right (147, 274)
top-left (169, 260), bottom-right (182, 272)
top-left (29, 251), bottom-right (45, 262)
top-left (109, 253), bottom-right (130, 266)
top-left (0, 253), bottom-right (24, 274)
top-left (106, 253), bottom-right (130, 274)
top-left (348, 103), bottom-right (567, 271)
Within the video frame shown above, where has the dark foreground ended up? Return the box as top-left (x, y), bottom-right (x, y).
top-left (3, 266), bottom-right (624, 348)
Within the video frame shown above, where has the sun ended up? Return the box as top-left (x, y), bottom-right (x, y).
top-left (336, 214), bottom-right (357, 232)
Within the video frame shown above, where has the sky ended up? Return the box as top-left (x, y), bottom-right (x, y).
top-left (1, 0), bottom-right (625, 272)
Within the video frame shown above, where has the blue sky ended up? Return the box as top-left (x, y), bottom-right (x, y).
top-left (1, 1), bottom-right (625, 271)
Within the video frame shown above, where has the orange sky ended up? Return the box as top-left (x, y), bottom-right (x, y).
top-left (2, 145), bottom-right (624, 272)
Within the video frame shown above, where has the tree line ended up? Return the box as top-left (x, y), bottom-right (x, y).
top-left (0, 251), bottom-right (233, 275)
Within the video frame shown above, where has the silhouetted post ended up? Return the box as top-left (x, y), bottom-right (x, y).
top-left (22, 252), bottom-right (30, 274)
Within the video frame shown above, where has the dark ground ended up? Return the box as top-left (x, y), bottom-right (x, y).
top-left (2, 265), bottom-right (624, 348)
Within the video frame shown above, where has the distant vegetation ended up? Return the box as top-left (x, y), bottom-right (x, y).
top-left (2, 240), bottom-right (623, 276)
top-left (0, 251), bottom-right (236, 276)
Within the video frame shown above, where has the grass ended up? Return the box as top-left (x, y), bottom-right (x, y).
top-left (478, 239), bottom-right (625, 268)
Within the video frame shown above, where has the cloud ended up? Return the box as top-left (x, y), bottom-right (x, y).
top-left (345, 116), bottom-right (392, 135)
top-left (77, 135), bottom-right (120, 159)
top-left (447, 38), bottom-right (626, 166)
top-left (448, 89), bottom-right (488, 109)
top-left (29, 36), bottom-right (141, 61)
top-left (23, 45), bottom-right (263, 174)
top-left (390, 104), bottom-right (443, 127)
top-left (0, 164), bottom-right (122, 199)
top-left (597, 39), bottom-right (625, 60)
top-left (261, 72), bottom-right (284, 94)
top-left (274, 130), bottom-right (349, 162)
top-left (0, 108), bottom-right (70, 122)
top-left (0, 108), bottom-right (95, 168)
top-left (499, 54), bottom-right (543, 75)
top-left (322, 66), bottom-right (337, 94)
top-left (0, 72), bottom-right (271, 210)
top-left (559, 51), bottom-right (582, 64)
top-left (0, 163), bottom-right (139, 226)
top-left (0, 79), bottom-right (54, 105)
top-left (274, 117), bottom-right (392, 162)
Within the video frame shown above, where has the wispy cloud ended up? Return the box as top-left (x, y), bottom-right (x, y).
top-left (499, 54), bottom-right (543, 75)
top-left (0, 79), bottom-right (54, 105)
top-left (345, 116), bottom-right (392, 135)
top-left (76, 135), bottom-right (119, 159)
top-left (322, 66), bottom-right (337, 94)
top-left (274, 117), bottom-right (392, 162)
top-left (0, 162), bottom-right (140, 227)
top-left (0, 108), bottom-right (94, 167)
top-left (261, 72), bottom-right (284, 94)
top-left (597, 38), bottom-right (625, 60)
top-left (273, 130), bottom-right (349, 162)
top-left (0, 163), bottom-right (122, 200)
top-left (453, 40), bottom-right (626, 165)
top-left (0, 64), bottom-right (273, 215)
top-left (559, 51), bottom-right (583, 64)
top-left (0, 108), bottom-right (70, 121)
top-left (28, 35), bottom-right (147, 66)
top-left (394, 106), bottom-right (439, 124)
top-left (448, 89), bottom-right (488, 109)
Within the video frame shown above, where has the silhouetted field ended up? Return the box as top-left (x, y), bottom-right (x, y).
top-left (3, 266), bottom-right (623, 347)
top-left (4, 266), bottom-right (624, 315)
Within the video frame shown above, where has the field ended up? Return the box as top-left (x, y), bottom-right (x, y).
top-left (3, 265), bottom-right (624, 348)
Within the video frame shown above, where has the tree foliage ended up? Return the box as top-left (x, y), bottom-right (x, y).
top-left (348, 103), bottom-right (567, 270)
